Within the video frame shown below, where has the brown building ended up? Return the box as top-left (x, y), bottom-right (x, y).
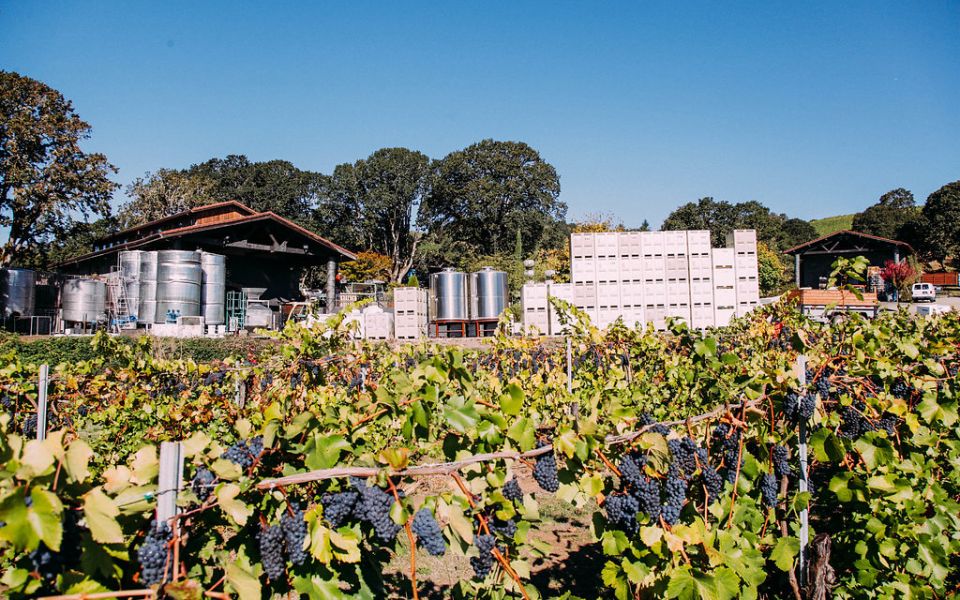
top-left (784, 230), bottom-right (913, 289)
top-left (58, 201), bottom-right (356, 304)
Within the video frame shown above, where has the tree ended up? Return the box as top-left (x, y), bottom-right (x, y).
top-left (119, 169), bottom-right (216, 227)
top-left (0, 71), bottom-right (117, 266)
top-left (756, 241), bottom-right (787, 296)
top-left (921, 181), bottom-right (960, 260)
top-left (572, 213), bottom-right (624, 233)
top-left (851, 188), bottom-right (920, 241)
top-left (20, 216), bottom-right (119, 269)
top-left (662, 197), bottom-right (807, 251)
top-left (185, 155), bottom-right (324, 224)
top-left (780, 218), bottom-right (819, 249)
top-left (661, 198), bottom-right (737, 247)
top-left (419, 140), bottom-right (565, 261)
top-left (338, 250), bottom-right (393, 283)
top-left (316, 148), bottom-right (431, 282)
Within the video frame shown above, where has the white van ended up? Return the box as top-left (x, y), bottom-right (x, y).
top-left (911, 282), bottom-right (936, 302)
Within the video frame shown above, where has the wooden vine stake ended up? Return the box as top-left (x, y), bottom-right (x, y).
top-left (795, 355), bottom-right (809, 588)
top-left (158, 441), bottom-right (185, 583)
top-left (36, 364), bottom-right (49, 441)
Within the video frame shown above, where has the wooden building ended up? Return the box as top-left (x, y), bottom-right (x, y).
top-left (784, 230), bottom-right (913, 289)
top-left (57, 201), bottom-right (356, 304)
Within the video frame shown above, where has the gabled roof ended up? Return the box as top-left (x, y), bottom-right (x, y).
top-left (784, 230), bottom-right (914, 255)
top-left (57, 201), bottom-right (356, 267)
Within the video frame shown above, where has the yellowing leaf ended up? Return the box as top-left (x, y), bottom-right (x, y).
top-left (181, 431), bottom-right (211, 458)
top-left (216, 484), bottom-right (252, 526)
top-left (225, 556), bottom-right (261, 600)
top-left (65, 439), bottom-right (94, 484)
top-left (330, 528), bottom-right (361, 563)
top-left (83, 488), bottom-right (123, 544)
top-left (129, 447), bottom-right (158, 485)
top-left (102, 466), bottom-right (132, 494)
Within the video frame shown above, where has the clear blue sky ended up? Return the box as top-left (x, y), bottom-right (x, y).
top-left (2, 1), bottom-right (958, 228)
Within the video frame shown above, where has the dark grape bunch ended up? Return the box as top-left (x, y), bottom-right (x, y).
top-left (605, 494), bottom-right (640, 534)
top-left (320, 490), bottom-right (359, 528)
top-left (221, 436), bottom-right (264, 469)
top-left (533, 442), bottom-right (560, 492)
top-left (489, 517), bottom-right (518, 539)
top-left (259, 524), bottom-right (286, 581)
top-left (21, 413), bottom-right (38, 438)
top-left (411, 508), bottom-right (446, 556)
top-left (784, 391), bottom-right (816, 423)
top-left (759, 473), bottom-right (778, 509)
top-left (660, 466), bottom-right (688, 525)
top-left (350, 478), bottom-right (402, 542)
top-left (772, 445), bottom-right (792, 480)
top-left (838, 400), bottom-right (873, 439)
top-left (29, 543), bottom-right (63, 584)
top-left (191, 467), bottom-right (215, 502)
top-left (702, 464), bottom-right (723, 503)
top-left (469, 534), bottom-right (497, 579)
top-left (137, 520), bottom-right (173, 585)
top-left (713, 423), bottom-right (742, 483)
top-left (281, 505), bottom-right (308, 566)
top-left (502, 477), bottom-right (522, 502)
top-left (668, 437), bottom-right (699, 476)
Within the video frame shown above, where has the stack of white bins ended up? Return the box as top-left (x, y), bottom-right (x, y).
top-left (521, 281), bottom-right (575, 335)
top-left (364, 306), bottom-right (394, 340)
top-left (394, 287), bottom-right (428, 339)
top-left (522, 229), bottom-right (760, 333)
top-left (729, 230), bottom-right (760, 317)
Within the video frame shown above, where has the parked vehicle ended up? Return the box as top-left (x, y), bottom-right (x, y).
top-left (912, 282), bottom-right (937, 302)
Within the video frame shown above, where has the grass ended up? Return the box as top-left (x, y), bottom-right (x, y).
top-left (809, 214), bottom-right (855, 237)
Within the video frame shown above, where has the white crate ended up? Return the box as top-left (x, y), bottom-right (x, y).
top-left (714, 306), bottom-right (736, 327)
top-left (736, 301), bottom-right (759, 317)
top-left (595, 232), bottom-right (620, 257)
top-left (621, 306), bottom-right (645, 328)
top-left (571, 256), bottom-right (597, 283)
top-left (595, 258), bottom-right (620, 283)
top-left (690, 279), bottom-right (713, 300)
top-left (667, 279), bottom-right (690, 303)
top-left (619, 232), bottom-right (642, 257)
top-left (547, 282), bottom-right (573, 302)
top-left (726, 229), bottom-right (757, 249)
top-left (735, 254), bottom-right (758, 274)
top-left (663, 231), bottom-right (688, 256)
top-left (686, 230), bottom-right (712, 254)
top-left (736, 281), bottom-right (760, 304)
top-left (665, 255), bottom-right (688, 273)
top-left (573, 283), bottom-right (597, 311)
top-left (620, 257), bottom-right (643, 282)
top-left (597, 282), bottom-right (622, 307)
top-left (666, 303), bottom-right (690, 322)
top-left (621, 282), bottom-right (644, 305)
top-left (714, 286), bottom-right (737, 306)
top-left (688, 255), bottom-right (712, 274)
top-left (521, 283), bottom-right (549, 310)
top-left (642, 256), bottom-right (666, 281)
top-left (644, 305), bottom-right (667, 330)
top-left (641, 231), bottom-right (665, 256)
top-left (642, 281), bottom-right (667, 305)
top-left (571, 233), bottom-right (596, 258)
top-left (523, 312), bottom-right (550, 334)
top-left (690, 307), bottom-right (715, 329)
top-left (711, 248), bottom-right (735, 268)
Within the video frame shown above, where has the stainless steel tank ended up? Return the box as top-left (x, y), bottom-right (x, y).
top-left (61, 279), bottom-right (106, 323)
top-left (200, 252), bottom-right (226, 325)
top-left (155, 250), bottom-right (201, 323)
top-left (138, 251), bottom-right (158, 324)
top-left (429, 268), bottom-right (468, 321)
top-left (0, 268), bottom-right (36, 319)
top-left (470, 267), bottom-right (508, 320)
top-left (118, 251), bottom-right (142, 318)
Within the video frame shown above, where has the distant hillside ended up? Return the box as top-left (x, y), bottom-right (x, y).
top-left (809, 214), bottom-right (855, 237)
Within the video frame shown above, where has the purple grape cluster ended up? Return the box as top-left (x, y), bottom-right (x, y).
top-left (469, 534), bottom-right (497, 579)
top-left (137, 520), bottom-right (172, 585)
top-left (411, 509), bottom-right (446, 556)
top-left (533, 443), bottom-right (560, 492)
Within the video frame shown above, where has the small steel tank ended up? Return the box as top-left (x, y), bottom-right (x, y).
top-left (139, 251), bottom-right (159, 324)
top-left (0, 268), bottom-right (36, 319)
top-left (470, 267), bottom-right (508, 320)
top-left (155, 250), bottom-right (202, 323)
top-left (118, 251), bottom-right (142, 318)
top-left (62, 279), bottom-right (106, 323)
top-left (429, 268), bottom-right (468, 321)
top-left (200, 252), bottom-right (226, 325)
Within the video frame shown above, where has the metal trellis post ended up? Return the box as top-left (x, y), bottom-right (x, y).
top-left (796, 355), bottom-right (809, 588)
top-left (37, 364), bottom-right (49, 441)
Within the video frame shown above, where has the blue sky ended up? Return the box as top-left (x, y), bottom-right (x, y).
top-left (2, 1), bottom-right (958, 228)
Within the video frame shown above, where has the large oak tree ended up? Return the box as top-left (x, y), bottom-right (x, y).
top-left (0, 71), bottom-right (117, 266)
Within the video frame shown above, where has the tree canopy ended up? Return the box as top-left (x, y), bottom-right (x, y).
top-left (851, 188), bottom-right (920, 242)
top-left (0, 71), bottom-right (117, 266)
top-left (418, 139), bottom-right (566, 267)
top-left (921, 181), bottom-right (960, 260)
top-left (316, 148), bottom-right (431, 282)
top-left (661, 197), bottom-right (813, 251)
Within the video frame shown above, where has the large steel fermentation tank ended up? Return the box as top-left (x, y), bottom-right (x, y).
top-left (138, 251), bottom-right (158, 324)
top-left (118, 251), bottom-right (142, 319)
top-left (200, 252), bottom-right (226, 325)
top-left (62, 279), bottom-right (106, 323)
top-left (155, 250), bottom-right (202, 323)
top-left (0, 268), bottom-right (36, 320)
top-left (429, 268), bottom-right (468, 321)
top-left (469, 267), bottom-right (509, 320)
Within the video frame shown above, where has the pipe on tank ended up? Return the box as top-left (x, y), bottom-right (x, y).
top-left (326, 259), bottom-right (338, 312)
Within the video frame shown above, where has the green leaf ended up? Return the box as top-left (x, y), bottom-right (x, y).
top-left (666, 566), bottom-right (698, 599)
top-left (83, 488), bottom-right (123, 545)
top-left (225, 554), bottom-right (261, 600)
top-left (305, 434), bottom-right (350, 471)
top-left (443, 396), bottom-right (479, 433)
top-left (501, 384), bottom-right (524, 416)
top-left (507, 417), bottom-right (536, 451)
top-left (771, 536), bottom-right (800, 571)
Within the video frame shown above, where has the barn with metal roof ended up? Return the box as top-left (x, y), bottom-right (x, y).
top-left (784, 230), bottom-right (913, 289)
